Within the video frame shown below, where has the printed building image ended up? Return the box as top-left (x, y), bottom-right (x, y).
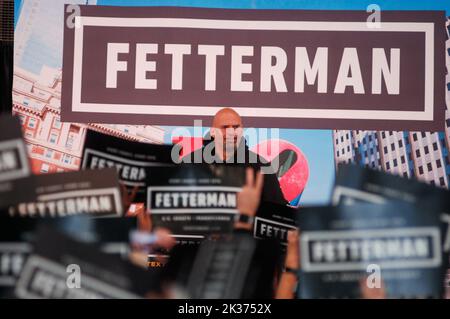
top-left (377, 131), bottom-right (413, 178)
top-left (353, 130), bottom-right (381, 171)
top-left (333, 18), bottom-right (450, 188)
top-left (12, 0), bottom-right (165, 175)
top-left (12, 65), bottom-right (165, 174)
top-left (333, 130), bottom-right (355, 165)
top-left (445, 17), bottom-right (450, 181)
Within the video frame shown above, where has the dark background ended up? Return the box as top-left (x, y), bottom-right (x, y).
top-left (0, 0), bottom-right (13, 115)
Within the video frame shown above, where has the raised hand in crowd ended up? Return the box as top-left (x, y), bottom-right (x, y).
top-left (234, 167), bottom-right (264, 231)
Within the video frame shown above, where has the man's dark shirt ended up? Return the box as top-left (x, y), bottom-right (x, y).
top-left (180, 137), bottom-right (288, 206)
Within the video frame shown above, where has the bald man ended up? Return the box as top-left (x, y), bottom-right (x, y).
top-left (181, 107), bottom-right (287, 205)
top-left (210, 107), bottom-right (244, 162)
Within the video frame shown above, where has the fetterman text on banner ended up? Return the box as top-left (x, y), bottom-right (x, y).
top-left (61, 6), bottom-right (446, 130)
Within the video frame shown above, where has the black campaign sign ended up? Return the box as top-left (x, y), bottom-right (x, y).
top-left (0, 116), bottom-right (35, 208)
top-left (333, 164), bottom-right (450, 254)
top-left (0, 243), bottom-right (30, 289)
top-left (0, 117), bottom-right (29, 181)
top-left (0, 217), bottom-right (138, 295)
top-left (0, 218), bottom-right (37, 296)
top-left (298, 202), bottom-right (445, 298)
top-left (147, 164), bottom-right (244, 236)
top-left (253, 201), bottom-right (297, 244)
top-left (333, 164), bottom-right (450, 297)
top-left (81, 129), bottom-right (174, 203)
top-left (8, 168), bottom-right (123, 218)
top-left (14, 226), bottom-right (160, 299)
top-left (62, 6), bottom-right (446, 130)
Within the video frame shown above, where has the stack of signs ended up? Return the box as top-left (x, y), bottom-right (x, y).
top-left (0, 116), bottom-right (36, 209)
top-left (146, 164), bottom-right (245, 238)
top-left (14, 226), bottom-right (161, 299)
top-left (333, 164), bottom-right (450, 294)
top-left (81, 129), bottom-right (174, 204)
top-left (254, 201), bottom-right (297, 245)
top-left (8, 168), bottom-right (123, 218)
top-left (298, 202), bottom-right (445, 298)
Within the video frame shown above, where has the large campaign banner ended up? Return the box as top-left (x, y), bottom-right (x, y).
top-left (61, 6), bottom-right (445, 131)
top-left (12, 0), bottom-right (450, 208)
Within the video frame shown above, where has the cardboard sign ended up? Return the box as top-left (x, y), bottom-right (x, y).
top-left (61, 6), bottom-right (446, 130)
top-left (146, 201), bottom-right (297, 269)
top-left (333, 164), bottom-right (450, 296)
top-left (146, 164), bottom-right (245, 236)
top-left (333, 164), bottom-right (450, 211)
top-left (8, 168), bottom-right (123, 218)
top-left (0, 218), bottom-right (36, 297)
top-left (333, 164), bottom-right (450, 258)
top-left (253, 201), bottom-right (297, 244)
top-left (298, 202), bottom-right (445, 298)
top-left (81, 129), bottom-right (174, 203)
top-left (0, 216), bottom-right (137, 296)
top-left (0, 116), bottom-right (35, 208)
top-left (14, 226), bottom-right (161, 299)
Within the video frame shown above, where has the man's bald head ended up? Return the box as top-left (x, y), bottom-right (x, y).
top-left (210, 107), bottom-right (244, 155)
top-left (212, 107), bottom-right (242, 128)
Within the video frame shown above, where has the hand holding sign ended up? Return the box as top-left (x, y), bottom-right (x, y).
top-left (153, 228), bottom-right (176, 251)
top-left (134, 209), bottom-right (176, 253)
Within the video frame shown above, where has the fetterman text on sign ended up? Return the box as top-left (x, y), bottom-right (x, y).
top-left (62, 6), bottom-right (446, 130)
